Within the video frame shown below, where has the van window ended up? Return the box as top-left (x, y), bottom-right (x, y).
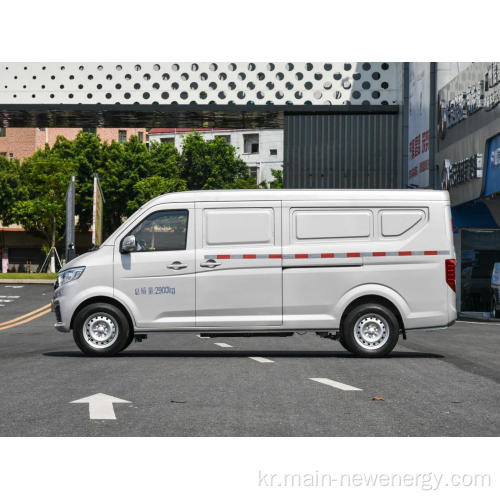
top-left (294, 210), bottom-right (372, 240)
top-left (380, 209), bottom-right (425, 237)
top-left (129, 210), bottom-right (188, 252)
top-left (204, 208), bottom-right (274, 246)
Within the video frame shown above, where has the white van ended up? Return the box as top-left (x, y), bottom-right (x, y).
top-left (53, 189), bottom-right (457, 357)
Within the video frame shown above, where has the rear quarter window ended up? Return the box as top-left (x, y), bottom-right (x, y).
top-left (380, 209), bottom-right (426, 237)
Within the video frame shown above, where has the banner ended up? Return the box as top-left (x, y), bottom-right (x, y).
top-left (92, 174), bottom-right (105, 247)
top-left (408, 62), bottom-right (431, 187)
top-left (65, 174), bottom-right (76, 261)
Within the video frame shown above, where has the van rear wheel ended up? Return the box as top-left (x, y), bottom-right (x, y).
top-left (73, 303), bottom-right (130, 356)
top-left (341, 303), bottom-right (399, 357)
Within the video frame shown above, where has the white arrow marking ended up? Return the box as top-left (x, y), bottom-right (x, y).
top-left (70, 393), bottom-right (131, 420)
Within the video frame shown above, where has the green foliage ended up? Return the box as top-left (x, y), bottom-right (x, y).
top-left (5, 130), bottom-right (281, 249)
top-left (180, 134), bottom-right (257, 190)
top-left (11, 155), bottom-right (73, 246)
top-left (269, 168), bottom-right (284, 189)
top-left (0, 157), bottom-right (26, 225)
top-left (127, 175), bottom-right (188, 213)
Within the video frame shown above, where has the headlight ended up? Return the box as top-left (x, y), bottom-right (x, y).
top-left (57, 266), bottom-right (86, 287)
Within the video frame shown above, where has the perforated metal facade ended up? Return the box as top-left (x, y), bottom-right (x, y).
top-left (0, 62), bottom-right (401, 106)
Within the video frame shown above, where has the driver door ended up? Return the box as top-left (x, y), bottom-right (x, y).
top-left (113, 203), bottom-right (196, 329)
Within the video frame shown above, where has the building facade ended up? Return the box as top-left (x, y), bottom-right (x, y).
top-left (0, 127), bottom-right (147, 162)
top-left (434, 62), bottom-right (500, 316)
top-left (148, 128), bottom-right (283, 185)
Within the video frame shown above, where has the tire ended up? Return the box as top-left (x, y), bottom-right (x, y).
top-left (120, 332), bottom-right (135, 352)
top-left (341, 302), bottom-right (400, 357)
top-left (73, 303), bottom-right (131, 356)
top-left (338, 336), bottom-right (350, 351)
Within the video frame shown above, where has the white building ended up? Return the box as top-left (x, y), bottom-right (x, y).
top-left (148, 128), bottom-right (283, 185)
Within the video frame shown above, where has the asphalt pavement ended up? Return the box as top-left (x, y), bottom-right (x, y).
top-left (0, 283), bottom-right (499, 436)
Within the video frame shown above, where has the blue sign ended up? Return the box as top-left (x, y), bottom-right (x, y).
top-left (483, 134), bottom-right (500, 196)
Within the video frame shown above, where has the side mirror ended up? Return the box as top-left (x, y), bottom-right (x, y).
top-left (121, 235), bottom-right (136, 253)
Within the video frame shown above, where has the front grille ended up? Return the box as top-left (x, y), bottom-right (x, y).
top-left (54, 304), bottom-right (62, 323)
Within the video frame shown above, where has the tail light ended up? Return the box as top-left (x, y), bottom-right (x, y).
top-left (445, 259), bottom-right (456, 292)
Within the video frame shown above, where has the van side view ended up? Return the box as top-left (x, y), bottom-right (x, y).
top-left (52, 189), bottom-right (457, 357)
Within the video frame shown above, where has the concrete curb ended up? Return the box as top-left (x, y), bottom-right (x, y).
top-left (0, 279), bottom-right (54, 284)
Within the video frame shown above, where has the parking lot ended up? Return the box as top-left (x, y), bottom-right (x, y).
top-left (0, 283), bottom-right (499, 436)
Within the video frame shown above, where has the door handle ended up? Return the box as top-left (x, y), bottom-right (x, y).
top-left (167, 261), bottom-right (187, 270)
top-left (200, 259), bottom-right (221, 268)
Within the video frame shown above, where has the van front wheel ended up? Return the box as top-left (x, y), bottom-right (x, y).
top-left (73, 303), bottom-right (130, 356)
top-left (341, 303), bottom-right (399, 357)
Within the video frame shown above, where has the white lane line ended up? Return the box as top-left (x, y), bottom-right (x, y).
top-left (0, 299), bottom-right (13, 303)
top-left (0, 296), bottom-right (20, 298)
top-left (4, 285), bottom-right (24, 288)
top-left (214, 342), bottom-right (233, 348)
top-left (249, 356), bottom-right (274, 363)
top-left (310, 377), bottom-right (362, 391)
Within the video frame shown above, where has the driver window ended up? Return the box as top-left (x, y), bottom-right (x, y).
top-left (130, 210), bottom-right (188, 252)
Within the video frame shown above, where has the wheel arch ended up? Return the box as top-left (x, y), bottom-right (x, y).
top-left (70, 296), bottom-right (135, 334)
top-left (339, 294), bottom-right (405, 335)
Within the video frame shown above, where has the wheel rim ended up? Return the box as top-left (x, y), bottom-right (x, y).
top-left (353, 313), bottom-right (390, 350)
top-left (82, 313), bottom-right (119, 349)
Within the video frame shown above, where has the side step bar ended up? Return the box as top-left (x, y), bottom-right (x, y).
top-left (199, 332), bottom-right (295, 338)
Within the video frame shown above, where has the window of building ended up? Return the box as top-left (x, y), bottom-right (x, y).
top-left (270, 149), bottom-right (277, 156)
top-left (160, 137), bottom-right (175, 144)
top-left (0, 152), bottom-right (6, 157)
top-left (38, 127), bottom-right (46, 132)
top-left (243, 133), bottom-right (259, 154)
top-left (215, 134), bottom-right (231, 144)
top-left (9, 153), bottom-right (14, 161)
top-left (248, 166), bottom-right (259, 181)
top-left (0, 127), bottom-right (6, 137)
top-left (83, 127), bottom-right (97, 135)
top-left (118, 130), bottom-right (127, 143)
top-left (138, 131), bottom-right (144, 143)
top-left (129, 210), bottom-right (189, 252)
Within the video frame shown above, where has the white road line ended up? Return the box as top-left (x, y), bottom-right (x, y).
top-left (4, 285), bottom-right (24, 288)
top-left (0, 299), bottom-right (13, 303)
top-left (249, 356), bottom-right (274, 363)
top-left (0, 296), bottom-right (20, 298)
top-left (214, 342), bottom-right (233, 348)
top-left (310, 377), bottom-right (362, 391)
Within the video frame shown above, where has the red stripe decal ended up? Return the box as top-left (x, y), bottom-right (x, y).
top-left (398, 251), bottom-right (412, 256)
top-left (372, 252), bottom-right (386, 257)
top-left (268, 254), bottom-right (282, 259)
top-left (321, 253), bottom-right (335, 258)
top-left (347, 252), bottom-right (361, 258)
top-left (424, 250), bottom-right (438, 255)
top-left (295, 253), bottom-right (308, 259)
top-left (217, 254), bottom-right (230, 259)
top-left (243, 254), bottom-right (256, 259)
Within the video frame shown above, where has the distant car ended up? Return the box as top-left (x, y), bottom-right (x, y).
top-left (491, 262), bottom-right (500, 318)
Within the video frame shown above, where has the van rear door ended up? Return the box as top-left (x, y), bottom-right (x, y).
top-left (195, 201), bottom-right (282, 327)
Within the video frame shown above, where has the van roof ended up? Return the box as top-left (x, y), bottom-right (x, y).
top-left (145, 189), bottom-right (450, 207)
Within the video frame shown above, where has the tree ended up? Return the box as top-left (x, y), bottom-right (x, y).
top-left (0, 157), bottom-right (26, 226)
top-left (11, 154), bottom-right (73, 254)
top-left (269, 168), bottom-right (283, 189)
top-left (127, 175), bottom-right (187, 213)
top-left (179, 133), bottom-right (257, 190)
